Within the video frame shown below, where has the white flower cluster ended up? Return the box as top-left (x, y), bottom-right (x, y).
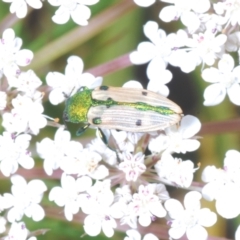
top-left (131, 0), bottom-right (240, 106)
top-left (3, 0), bottom-right (99, 25)
top-left (1, 0), bottom-right (240, 240)
top-left (0, 28), bottom-right (48, 239)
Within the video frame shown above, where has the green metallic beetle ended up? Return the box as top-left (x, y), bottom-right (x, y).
top-left (63, 85), bottom-right (182, 136)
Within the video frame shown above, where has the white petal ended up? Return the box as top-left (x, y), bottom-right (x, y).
top-left (203, 83), bottom-right (226, 106)
top-left (235, 225), bottom-right (240, 240)
top-left (143, 21), bottom-right (159, 42)
top-left (201, 182), bottom-right (217, 201)
top-left (227, 83), bottom-right (240, 105)
top-left (66, 56), bottom-right (84, 76)
top-left (48, 0), bottom-right (61, 6)
top-left (216, 193), bottom-right (240, 219)
top-left (123, 80), bottom-right (143, 89)
top-left (214, 34), bottom-right (227, 47)
top-left (180, 115), bottom-right (201, 138)
top-left (102, 219), bottom-right (115, 237)
top-left (191, 0), bottom-right (210, 13)
top-left (52, 7), bottom-right (70, 24)
top-left (159, 6), bottom-right (178, 22)
top-left (49, 187), bottom-right (66, 206)
top-left (184, 191), bottom-right (201, 210)
top-left (218, 54), bottom-right (234, 73)
top-left (1, 160), bottom-right (17, 176)
top-left (71, 5), bottom-right (90, 26)
top-left (183, 139), bottom-right (200, 152)
top-left (198, 208), bottom-right (217, 227)
top-left (16, 49), bottom-right (33, 66)
top-left (139, 213), bottom-right (151, 226)
top-left (90, 165), bottom-right (109, 180)
top-left (26, 0), bottom-right (43, 8)
top-left (3, 193), bottom-right (14, 209)
top-left (181, 11), bottom-right (200, 33)
top-left (126, 229), bottom-right (141, 240)
top-left (201, 67), bottom-right (221, 83)
top-left (168, 226), bottom-right (186, 239)
top-left (149, 202), bottom-right (166, 218)
top-left (186, 225), bottom-right (208, 240)
top-left (28, 179), bottom-right (47, 194)
top-left (80, 0), bottom-right (99, 5)
top-left (2, 29), bottom-right (15, 42)
top-left (30, 204), bottom-right (45, 221)
top-left (133, 0), bottom-right (155, 7)
top-left (76, 176), bottom-right (92, 192)
top-left (146, 56), bottom-right (167, 81)
top-left (130, 42), bottom-right (156, 64)
top-left (165, 199), bottom-right (184, 219)
top-left (46, 72), bottom-right (65, 87)
top-left (18, 156), bottom-right (34, 169)
top-left (11, 174), bottom-right (26, 186)
top-left (48, 89), bottom-right (65, 105)
top-left (11, 1), bottom-right (28, 18)
top-left (84, 215), bottom-right (101, 236)
top-left (143, 233), bottom-right (159, 240)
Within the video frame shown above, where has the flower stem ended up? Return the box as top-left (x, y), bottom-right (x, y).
top-left (200, 118), bottom-right (240, 135)
top-left (87, 53), bottom-right (132, 76)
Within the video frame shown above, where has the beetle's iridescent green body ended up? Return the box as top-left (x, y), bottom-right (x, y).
top-left (63, 86), bottom-right (182, 133)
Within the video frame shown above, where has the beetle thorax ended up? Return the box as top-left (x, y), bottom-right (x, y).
top-left (65, 89), bottom-right (93, 123)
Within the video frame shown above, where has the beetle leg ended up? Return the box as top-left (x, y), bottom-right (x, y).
top-left (76, 124), bottom-right (90, 136)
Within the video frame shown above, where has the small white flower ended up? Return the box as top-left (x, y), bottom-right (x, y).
top-left (202, 149), bottom-right (240, 219)
top-left (2, 94), bottom-right (47, 134)
top-left (37, 127), bottom-right (76, 175)
top-left (5, 222), bottom-right (27, 240)
top-left (111, 130), bottom-right (142, 153)
top-left (79, 180), bottom-right (114, 214)
top-left (3, 175), bottom-right (47, 222)
top-left (202, 54), bottom-right (240, 106)
top-left (130, 21), bottom-right (186, 83)
top-left (165, 191), bottom-right (217, 240)
top-left (0, 132), bottom-right (34, 177)
top-left (48, 0), bottom-right (99, 25)
top-left (125, 229), bottom-right (159, 240)
top-left (87, 138), bottom-right (117, 165)
top-left (179, 32), bottom-right (227, 73)
top-left (129, 184), bottom-right (168, 227)
top-left (0, 91), bottom-right (7, 110)
top-left (119, 152), bottom-right (146, 182)
top-left (149, 115), bottom-right (201, 154)
top-left (155, 153), bottom-right (197, 188)
top-left (3, 0), bottom-right (42, 18)
top-left (83, 208), bottom-right (117, 238)
top-left (0, 29), bottom-right (33, 78)
top-left (46, 56), bottom-right (102, 105)
top-left (9, 70), bottom-right (42, 96)
top-left (49, 173), bottom-right (90, 221)
top-left (61, 148), bottom-right (108, 180)
top-left (114, 185), bottom-right (132, 204)
top-left (78, 180), bottom-right (116, 237)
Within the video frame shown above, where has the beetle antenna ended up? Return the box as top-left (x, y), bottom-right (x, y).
top-left (62, 86), bottom-right (76, 99)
